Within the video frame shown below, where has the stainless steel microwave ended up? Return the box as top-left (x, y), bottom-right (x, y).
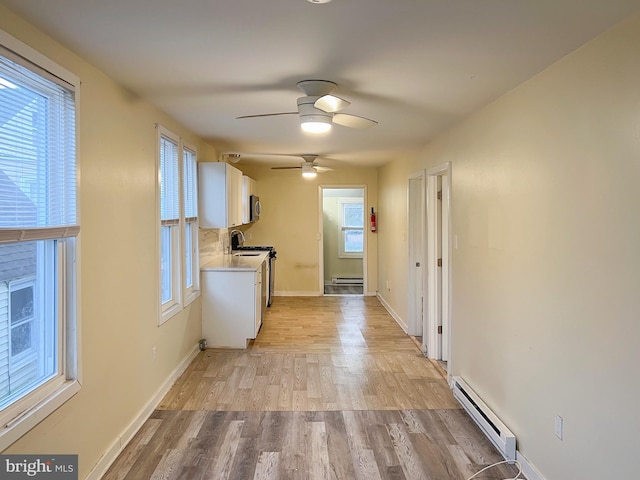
top-left (250, 195), bottom-right (261, 222)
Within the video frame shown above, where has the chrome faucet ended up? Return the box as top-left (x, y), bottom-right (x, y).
top-left (229, 229), bottom-right (245, 251)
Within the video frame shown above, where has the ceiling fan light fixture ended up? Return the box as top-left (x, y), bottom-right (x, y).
top-left (301, 164), bottom-right (317, 178)
top-left (301, 121), bottom-right (331, 134)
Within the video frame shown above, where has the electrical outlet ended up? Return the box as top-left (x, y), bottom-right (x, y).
top-left (554, 414), bottom-right (563, 440)
top-left (152, 346), bottom-right (157, 362)
top-left (386, 280), bottom-right (390, 291)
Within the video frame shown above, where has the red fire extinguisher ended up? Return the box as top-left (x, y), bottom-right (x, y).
top-left (370, 207), bottom-right (377, 232)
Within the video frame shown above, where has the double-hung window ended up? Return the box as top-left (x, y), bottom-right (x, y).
top-left (182, 145), bottom-right (199, 304)
top-left (0, 35), bottom-right (80, 448)
top-left (339, 199), bottom-right (364, 258)
top-left (157, 127), bottom-right (199, 324)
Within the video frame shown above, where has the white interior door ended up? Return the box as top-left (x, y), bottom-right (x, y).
top-left (407, 173), bottom-right (425, 338)
top-left (426, 163), bottom-right (451, 365)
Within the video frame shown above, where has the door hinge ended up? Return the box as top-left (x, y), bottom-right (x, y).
top-left (438, 325), bottom-right (443, 334)
top-left (437, 258), bottom-right (442, 267)
top-left (437, 190), bottom-right (442, 200)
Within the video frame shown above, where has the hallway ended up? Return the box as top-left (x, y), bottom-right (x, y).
top-left (102, 296), bottom-right (517, 479)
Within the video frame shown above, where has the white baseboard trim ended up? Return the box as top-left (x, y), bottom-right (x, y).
top-left (274, 291), bottom-right (321, 297)
top-left (376, 293), bottom-right (408, 332)
top-left (85, 344), bottom-right (200, 480)
top-left (516, 450), bottom-right (545, 480)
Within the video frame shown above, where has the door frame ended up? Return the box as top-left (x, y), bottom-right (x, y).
top-left (407, 171), bottom-right (426, 338)
top-left (318, 185), bottom-right (368, 295)
top-left (426, 162), bottom-right (452, 365)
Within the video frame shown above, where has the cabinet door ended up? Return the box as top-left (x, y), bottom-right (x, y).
top-left (199, 162), bottom-right (244, 228)
top-left (202, 270), bottom-right (257, 348)
top-left (242, 176), bottom-right (256, 224)
top-left (227, 166), bottom-right (243, 227)
top-left (255, 265), bottom-right (262, 333)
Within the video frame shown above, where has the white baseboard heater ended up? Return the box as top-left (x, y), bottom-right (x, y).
top-left (331, 276), bottom-right (363, 285)
top-left (452, 376), bottom-right (516, 462)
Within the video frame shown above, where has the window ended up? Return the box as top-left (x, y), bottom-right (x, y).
top-left (158, 128), bottom-right (181, 321)
top-left (339, 199), bottom-right (364, 258)
top-left (157, 128), bottom-right (199, 323)
top-left (182, 145), bottom-right (199, 303)
top-left (0, 35), bottom-right (80, 448)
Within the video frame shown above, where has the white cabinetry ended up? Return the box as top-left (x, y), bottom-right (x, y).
top-left (198, 162), bottom-right (243, 228)
top-left (201, 263), bottom-right (263, 348)
top-left (242, 175), bottom-right (256, 224)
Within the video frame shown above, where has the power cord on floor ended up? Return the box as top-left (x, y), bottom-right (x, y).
top-left (465, 460), bottom-right (524, 480)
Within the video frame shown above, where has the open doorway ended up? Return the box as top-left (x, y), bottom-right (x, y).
top-left (320, 187), bottom-right (366, 295)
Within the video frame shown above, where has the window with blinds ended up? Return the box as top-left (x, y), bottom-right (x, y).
top-left (159, 131), bottom-right (181, 317)
top-left (183, 146), bottom-right (199, 300)
top-left (0, 40), bottom-right (79, 440)
top-left (157, 128), bottom-right (199, 323)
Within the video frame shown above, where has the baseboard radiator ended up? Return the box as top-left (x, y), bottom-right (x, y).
top-left (452, 376), bottom-right (516, 461)
top-left (331, 276), bottom-right (363, 285)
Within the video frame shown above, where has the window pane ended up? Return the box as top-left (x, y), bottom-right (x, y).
top-left (343, 203), bottom-right (363, 228)
top-left (0, 56), bottom-right (76, 228)
top-left (183, 147), bottom-right (197, 219)
top-left (160, 136), bottom-right (179, 222)
top-left (344, 230), bottom-right (363, 253)
top-left (0, 240), bottom-right (58, 408)
top-left (10, 322), bottom-right (32, 356)
top-left (160, 226), bottom-right (172, 303)
top-left (185, 223), bottom-right (193, 289)
top-left (10, 286), bottom-right (33, 324)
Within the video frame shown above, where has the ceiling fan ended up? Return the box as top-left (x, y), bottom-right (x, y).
top-left (236, 80), bottom-right (378, 133)
top-left (271, 154), bottom-right (333, 178)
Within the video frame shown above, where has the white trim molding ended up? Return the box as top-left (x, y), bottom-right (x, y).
top-left (85, 344), bottom-right (200, 480)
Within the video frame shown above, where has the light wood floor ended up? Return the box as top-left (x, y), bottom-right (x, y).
top-left (103, 296), bottom-right (518, 480)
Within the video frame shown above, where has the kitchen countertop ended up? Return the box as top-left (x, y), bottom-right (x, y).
top-left (200, 251), bottom-right (268, 272)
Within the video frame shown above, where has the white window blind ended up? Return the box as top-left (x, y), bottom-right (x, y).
top-left (183, 147), bottom-right (197, 220)
top-left (160, 135), bottom-right (179, 225)
top-left (0, 52), bottom-right (76, 237)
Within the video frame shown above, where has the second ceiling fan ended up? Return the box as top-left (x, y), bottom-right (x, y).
top-left (237, 80), bottom-right (378, 133)
top-left (271, 154), bottom-right (333, 178)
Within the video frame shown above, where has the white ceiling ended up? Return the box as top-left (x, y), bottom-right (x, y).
top-left (2, 0), bottom-right (639, 168)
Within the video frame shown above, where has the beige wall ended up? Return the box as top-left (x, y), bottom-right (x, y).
top-left (0, 6), bottom-right (217, 478)
top-left (236, 165), bottom-right (378, 295)
top-left (378, 12), bottom-right (640, 480)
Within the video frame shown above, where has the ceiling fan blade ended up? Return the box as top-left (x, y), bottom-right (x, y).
top-left (313, 166), bottom-right (333, 173)
top-left (332, 113), bottom-right (378, 129)
top-left (314, 94), bottom-right (350, 113)
top-left (271, 166), bottom-right (302, 170)
top-left (236, 112), bottom-right (297, 119)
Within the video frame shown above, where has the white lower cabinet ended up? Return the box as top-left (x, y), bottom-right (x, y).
top-left (202, 264), bottom-right (263, 348)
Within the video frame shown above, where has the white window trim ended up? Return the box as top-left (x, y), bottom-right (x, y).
top-left (0, 29), bottom-right (81, 451)
top-left (338, 198), bottom-right (364, 259)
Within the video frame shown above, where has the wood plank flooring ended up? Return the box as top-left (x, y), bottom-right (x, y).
top-left (103, 296), bottom-right (519, 480)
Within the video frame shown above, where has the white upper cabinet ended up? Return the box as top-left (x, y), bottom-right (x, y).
top-left (242, 175), bottom-right (256, 224)
top-left (198, 162), bottom-right (243, 228)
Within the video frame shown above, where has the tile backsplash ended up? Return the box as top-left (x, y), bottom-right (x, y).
top-left (199, 228), bottom-right (229, 265)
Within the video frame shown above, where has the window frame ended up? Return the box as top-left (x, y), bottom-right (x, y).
top-left (0, 29), bottom-right (81, 451)
top-left (338, 198), bottom-right (364, 259)
top-left (157, 127), bottom-right (182, 323)
top-left (156, 128), bottom-right (200, 324)
top-left (182, 143), bottom-right (199, 306)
